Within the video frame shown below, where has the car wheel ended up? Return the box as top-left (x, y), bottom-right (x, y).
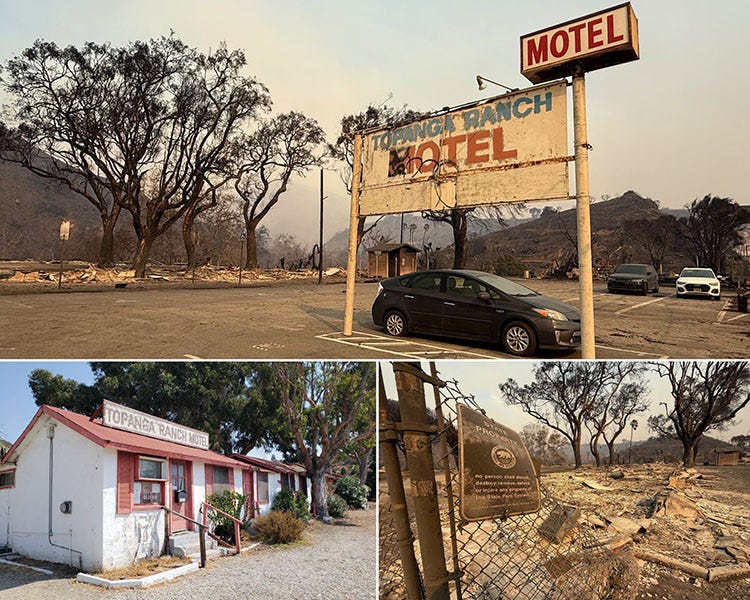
top-left (653, 283), bottom-right (659, 293)
top-left (384, 310), bottom-right (407, 337)
top-left (608, 287), bottom-right (616, 294)
top-left (641, 282), bottom-right (648, 295)
top-left (501, 321), bottom-right (537, 357)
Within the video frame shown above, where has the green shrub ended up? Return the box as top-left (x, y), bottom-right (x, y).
top-left (271, 488), bottom-right (311, 522)
top-left (271, 488), bottom-right (296, 513)
top-left (327, 493), bottom-right (347, 518)
top-left (334, 475), bottom-right (369, 509)
top-left (294, 491), bottom-right (312, 523)
top-left (253, 510), bottom-right (305, 544)
top-left (205, 490), bottom-right (248, 544)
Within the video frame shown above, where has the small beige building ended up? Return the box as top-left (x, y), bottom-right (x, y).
top-left (367, 244), bottom-right (420, 278)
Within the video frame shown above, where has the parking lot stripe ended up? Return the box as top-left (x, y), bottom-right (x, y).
top-left (317, 331), bottom-right (500, 359)
top-left (183, 354), bottom-right (203, 360)
top-left (614, 296), bottom-right (667, 315)
top-left (0, 297), bottom-right (33, 309)
top-left (594, 344), bottom-right (669, 359)
top-left (723, 313), bottom-right (748, 323)
top-left (716, 299), bottom-right (733, 323)
top-left (562, 293), bottom-right (606, 303)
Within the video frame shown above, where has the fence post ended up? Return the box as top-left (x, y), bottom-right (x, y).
top-left (429, 362), bottom-right (462, 599)
top-left (379, 369), bottom-right (423, 600)
top-left (393, 362), bottom-right (451, 600)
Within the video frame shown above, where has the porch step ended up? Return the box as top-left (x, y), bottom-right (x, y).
top-left (168, 531), bottom-right (220, 560)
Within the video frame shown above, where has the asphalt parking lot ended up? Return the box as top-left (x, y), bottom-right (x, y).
top-left (0, 278), bottom-right (747, 359)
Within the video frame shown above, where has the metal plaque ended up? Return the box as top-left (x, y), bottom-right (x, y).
top-left (458, 404), bottom-right (540, 521)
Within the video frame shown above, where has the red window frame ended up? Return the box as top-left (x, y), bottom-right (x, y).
top-left (0, 469), bottom-right (16, 490)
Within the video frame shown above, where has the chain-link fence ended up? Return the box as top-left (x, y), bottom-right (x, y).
top-left (380, 365), bottom-right (640, 600)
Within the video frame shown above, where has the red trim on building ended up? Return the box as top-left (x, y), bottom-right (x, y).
top-left (116, 452), bottom-right (133, 515)
top-left (2, 406), bottom-right (245, 470)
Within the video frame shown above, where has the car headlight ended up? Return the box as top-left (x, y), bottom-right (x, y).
top-left (533, 308), bottom-right (568, 321)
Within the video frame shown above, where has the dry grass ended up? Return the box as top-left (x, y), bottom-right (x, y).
top-left (92, 556), bottom-right (191, 580)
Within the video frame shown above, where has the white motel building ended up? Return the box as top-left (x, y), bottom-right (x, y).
top-left (0, 401), bottom-right (310, 571)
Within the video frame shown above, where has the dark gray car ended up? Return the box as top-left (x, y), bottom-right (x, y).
top-left (607, 264), bottom-right (659, 295)
top-left (371, 269), bottom-right (580, 357)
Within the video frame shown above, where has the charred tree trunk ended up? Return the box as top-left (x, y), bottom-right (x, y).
top-left (451, 209), bottom-right (468, 269)
top-left (182, 206), bottom-right (198, 271)
top-left (97, 205), bottom-right (121, 268)
top-left (132, 234), bottom-right (157, 279)
top-left (682, 443), bottom-right (697, 467)
top-left (244, 220), bottom-right (260, 269)
top-left (607, 441), bottom-right (617, 466)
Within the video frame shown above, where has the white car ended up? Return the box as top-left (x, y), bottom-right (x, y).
top-left (675, 267), bottom-right (721, 300)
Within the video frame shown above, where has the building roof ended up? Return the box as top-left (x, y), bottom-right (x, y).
top-left (231, 454), bottom-right (296, 474)
top-left (1, 405), bottom-right (245, 469)
top-left (367, 243), bottom-right (421, 253)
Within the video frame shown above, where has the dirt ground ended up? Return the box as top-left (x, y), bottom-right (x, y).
top-left (380, 465), bottom-right (750, 599)
top-left (0, 261), bottom-right (748, 359)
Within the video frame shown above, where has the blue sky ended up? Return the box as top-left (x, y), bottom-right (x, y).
top-left (0, 1), bottom-right (747, 244)
top-left (0, 362), bottom-right (95, 442)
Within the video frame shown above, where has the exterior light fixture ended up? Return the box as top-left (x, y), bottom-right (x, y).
top-left (475, 75), bottom-right (518, 93)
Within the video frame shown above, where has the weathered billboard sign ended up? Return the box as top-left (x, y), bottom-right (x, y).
top-left (102, 400), bottom-right (210, 450)
top-left (458, 404), bottom-right (540, 521)
top-left (521, 2), bottom-right (639, 84)
top-left (358, 80), bottom-right (570, 216)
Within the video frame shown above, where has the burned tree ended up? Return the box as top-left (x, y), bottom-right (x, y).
top-left (233, 111), bottom-right (325, 269)
top-left (582, 363), bottom-right (649, 467)
top-left (329, 103), bottom-right (422, 248)
top-left (500, 362), bottom-right (643, 468)
top-left (677, 195), bottom-right (746, 274)
top-left (1, 37), bottom-right (270, 276)
top-left (648, 361), bottom-right (750, 467)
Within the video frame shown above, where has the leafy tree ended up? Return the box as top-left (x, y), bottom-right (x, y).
top-left (520, 422), bottom-right (567, 465)
top-left (677, 195), bottom-right (747, 273)
top-left (648, 361), bottom-right (750, 466)
top-left (28, 369), bottom-right (103, 415)
top-left (500, 362), bottom-right (642, 468)
top-left (730, 434), bottom-right (750, 451)
top-left (29, 362), bottom-right (283, 454)
top-left (269, 362), bottom-right (375, 519)
top-left (233, 111), bottom-right (325, 269)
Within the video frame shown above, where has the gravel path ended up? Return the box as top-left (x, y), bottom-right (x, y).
top-left (0, 507), bottom-right (376, 600)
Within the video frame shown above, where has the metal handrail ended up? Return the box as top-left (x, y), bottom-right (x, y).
top-left (201, 501), bottom-right (241, 555)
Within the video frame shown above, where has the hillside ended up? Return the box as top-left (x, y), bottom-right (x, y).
top-left (456, 191), bottom-right (669, 275)
top-left (0, 160), bottom-right (104, 261)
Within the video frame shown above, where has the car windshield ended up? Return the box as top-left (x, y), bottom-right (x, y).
top-left (470, 272), bottom-right (539, 297)
top-left (680, 268), bottom-right (715, 278)
top-left (614, 265), bottom-right (647, 274)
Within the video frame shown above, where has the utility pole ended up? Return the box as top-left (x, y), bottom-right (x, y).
top-left (318, 168), bottom-right (324, 285)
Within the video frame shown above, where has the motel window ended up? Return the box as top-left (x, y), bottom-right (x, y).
top-left (257, 472), bottom-right (269, 503)
top-left (212, 466), bottom-right (231, 494)
top-left (0, 471), bottom-right (15, 489)
top-left (138, 457), bottom-right (167, 480)
top-left (134, 456), bottom-right (167, 506)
